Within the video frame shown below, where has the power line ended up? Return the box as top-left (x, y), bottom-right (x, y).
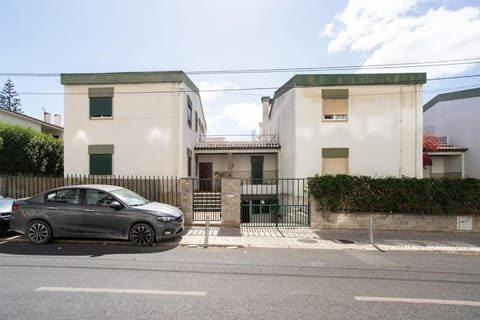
top-left (1, 57), bottom-right (480, 77)
top-left (15, 73), bottom-right (480, 96)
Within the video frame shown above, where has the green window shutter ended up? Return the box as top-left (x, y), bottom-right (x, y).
top-left (322, 89), bottom-right (349, 99)
top-left (90, 97), bottom-right (112, 117)
top-left (90, 154), bottom-right (112, 175)
top-left (322, 148), bottom-right (349, 158)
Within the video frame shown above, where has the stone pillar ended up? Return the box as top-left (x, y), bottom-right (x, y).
top-left (221, 178), bottom-right (241, 227)
top-left (179, 178), bottom-right (193, 225)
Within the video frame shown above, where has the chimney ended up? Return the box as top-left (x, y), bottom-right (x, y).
top-left (44, 112), bottom-right (51, 123)
top-left (54, 114), bottom-right (62, 126)
top-left (261, 96), bottom-right (271, 139)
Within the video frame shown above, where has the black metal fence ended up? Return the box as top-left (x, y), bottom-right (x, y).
top-left (192, 178), bottom-right (221, 222)
top-left (0, 175), bottom-right (180, 207)
top-left (240, 178), bottom-right (310, 227)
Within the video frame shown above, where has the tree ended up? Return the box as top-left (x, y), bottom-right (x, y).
top-left (0, 79), bottom-right (23, 113)
top-left (423, 134), bottom-right (440, 167)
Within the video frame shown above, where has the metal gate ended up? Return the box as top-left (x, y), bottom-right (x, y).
top-left (192, 178), bottom-right (221, 223)
top-left (241, 178), bottom-right (310, 227)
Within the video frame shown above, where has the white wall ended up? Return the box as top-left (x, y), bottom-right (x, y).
top-left (269, 90), bottom-right (296, 178)
top-left (269, 85), bottom-right (423, 178)
top-left (64, 82), bottom-right (202, 176)
top-left (0, 111), bottom-right (42, 132)
top-left (424, 96), bottom-right (480, 178)
top-left (196, 153), bottom-right (277, 178)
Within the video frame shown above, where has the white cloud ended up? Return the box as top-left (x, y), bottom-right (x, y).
top-left (208, 102), bottom-right (262, 134)
top-left (197, 81), bottom-right (237, 105)
top-left (323, 1), bottom-right (480, 77)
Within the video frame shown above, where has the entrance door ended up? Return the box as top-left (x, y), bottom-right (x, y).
top-left (251, 156), bottom-right (264, 185)
top-left (198, 162), bottom-right (213, 191)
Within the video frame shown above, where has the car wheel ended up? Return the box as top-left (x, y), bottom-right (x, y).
top-left (129, 223), bottom-right (155, 246)
top-left (27, 220), bottom-right (52, 244)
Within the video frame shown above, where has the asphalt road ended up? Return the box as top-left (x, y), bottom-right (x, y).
top-left (0, 241), bottom-right (479, 320)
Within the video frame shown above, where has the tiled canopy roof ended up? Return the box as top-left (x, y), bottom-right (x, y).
top-left (431, 145), bottom-right (468, 152)
top-left (195, 142), bottom-right (281, 150)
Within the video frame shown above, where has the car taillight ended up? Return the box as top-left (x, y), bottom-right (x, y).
top-left (12, 203), bottom-right (19, 211)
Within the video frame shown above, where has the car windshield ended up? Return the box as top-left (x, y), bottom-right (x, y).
top-left (110, 188), bottom-right (149, 206)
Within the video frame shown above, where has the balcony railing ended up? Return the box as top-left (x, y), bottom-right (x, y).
top-left (214, 170), bottom-right (278, 181)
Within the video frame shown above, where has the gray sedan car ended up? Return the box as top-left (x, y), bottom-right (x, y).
top-left (10, 185), bottom-right (184, 246)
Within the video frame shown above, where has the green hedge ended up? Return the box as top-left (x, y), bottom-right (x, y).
top-left (0, 122), bottom-right (63, 176)
top-left (309, 175), bottom-right (480, 215)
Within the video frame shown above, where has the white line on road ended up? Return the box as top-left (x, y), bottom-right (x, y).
top-left (35, 287), bottom-right (207, 296)
top-left (355, 296), bottom-right (480, 307)
top-left (6, 235), bottom-right (21, 241)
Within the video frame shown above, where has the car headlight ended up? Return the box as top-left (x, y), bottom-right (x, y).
top-left (156, 216), bottom-right (176, 223)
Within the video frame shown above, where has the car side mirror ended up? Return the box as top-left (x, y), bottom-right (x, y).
top-left (110, 201), bottom-right (123, 210)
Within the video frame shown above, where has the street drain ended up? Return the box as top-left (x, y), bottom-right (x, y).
top-left (297, 239), bottom-right (318, 244)
top-left (336, 239), bottom-right (354, 244)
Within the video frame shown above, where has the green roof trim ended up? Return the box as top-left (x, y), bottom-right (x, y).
top-left (61, 71), bottom-right (199, 93)
top-left (274, 73), bottom-right (426, 99)
top-left (423, 87), bottom-right (480, 112)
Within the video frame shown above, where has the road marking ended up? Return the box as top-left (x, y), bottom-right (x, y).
top-left (355, 296), bottom-right (480, 307)
top-left (35, 287), bottom-right (207, 296)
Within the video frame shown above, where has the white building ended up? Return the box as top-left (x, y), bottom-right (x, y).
top-left (424, 87), bottom-right (480, 178)
top-left (0, 108), bottom-right (63, 138)
top-left (264, 73), bottom-right (426, 178)
top-left (61, 71), bottom-right (205, 176)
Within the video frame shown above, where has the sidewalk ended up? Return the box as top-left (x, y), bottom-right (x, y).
top-left (173, 226), bottom-right (480, 253)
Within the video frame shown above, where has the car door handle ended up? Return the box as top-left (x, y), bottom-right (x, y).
top-left (47, 207), bottom-right (58, 210)
top-left (84, 209), bottom-right (95, 212)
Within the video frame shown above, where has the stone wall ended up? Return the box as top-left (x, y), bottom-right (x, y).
top-left (310, 199), bottom-right (480, 232)
top-left (179, 178), bottom-right (193, 225)
top-left (221, 178), bottom-right (241, 227)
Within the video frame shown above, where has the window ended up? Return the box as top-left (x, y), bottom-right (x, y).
top-left (195, 111), bottom-right (198, 132)
top-left (187, 96), bottom-right (193, 128)
top-left (45, 188), bottom-right (80, 204)
top-left (89, 87), bottom-right (114, 118)
top-left (322, 148), bottom-right (349, 175)
top-left (187, 148), bottom-right (192, 177)
top-left (89, 145), bottom-right (114, 175)
top-left (322, 89), bottom-right (348, 121)
top-left (86, 189), bottom-right (116, 206)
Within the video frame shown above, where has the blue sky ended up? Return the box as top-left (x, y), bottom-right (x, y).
top-left (1, 0), bottom-right (479, 134)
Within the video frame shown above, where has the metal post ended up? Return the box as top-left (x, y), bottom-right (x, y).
top-left (369, 217), bottom-right (374, 245)
top-left (204, 215), bottom-right (210, 248)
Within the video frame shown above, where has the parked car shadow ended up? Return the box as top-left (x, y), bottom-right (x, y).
top-left (0, 234), bottom-right (183, 257)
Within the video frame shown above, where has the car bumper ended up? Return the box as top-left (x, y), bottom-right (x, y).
top-left (154, 219), bottom-right (184, 240)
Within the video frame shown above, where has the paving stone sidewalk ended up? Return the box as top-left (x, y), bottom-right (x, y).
top-left (175, 226), bottom-right (480, 253)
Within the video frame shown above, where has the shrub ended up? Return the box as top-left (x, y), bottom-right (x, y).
top-left (0, 122), bottom-right (63, 176)
top-left (309, 175), bottom-right (480, 215)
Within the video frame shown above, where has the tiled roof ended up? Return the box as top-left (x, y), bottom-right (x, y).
top-left (431, 145), bottom-right (468, 152)
top-left (195, 142), bottom-right (281, 150)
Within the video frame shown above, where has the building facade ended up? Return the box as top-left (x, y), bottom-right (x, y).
top-left (424, 87), bottom-right (480, 178)
top-left (0, 108), bottom-right (63, 138)
top-left (61, 71), bottom-right (206, 176)
top-left (265, 73), bottom-right (426, 178)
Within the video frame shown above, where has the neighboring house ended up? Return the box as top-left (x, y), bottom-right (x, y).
top-left (194, 137), bottom-right (281, 189)
top-left (423, 144), bottom-right (468, 178)
top-left (0, 108), bottom-right (63, 138)
top-left (61, 71), bottom-right (206, 176)
top-left (263, 73), bottom-right (426, 178)
top-left (424, 87), bottom-right (480, 178)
